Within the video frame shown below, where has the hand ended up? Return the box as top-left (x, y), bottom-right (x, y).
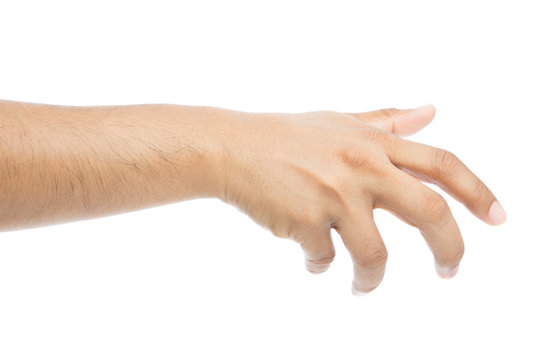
top-left (217, 105), bottom-right (506, 295)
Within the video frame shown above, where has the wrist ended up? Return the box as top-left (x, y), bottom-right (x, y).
top-left (170, 105), bottom-right (242, 200)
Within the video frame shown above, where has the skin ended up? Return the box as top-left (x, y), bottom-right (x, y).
top-left (0, 100), bottom-right (506, 295)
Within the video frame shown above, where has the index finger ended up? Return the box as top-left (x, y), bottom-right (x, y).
top-left (385, 138), bottom-right (506, 226)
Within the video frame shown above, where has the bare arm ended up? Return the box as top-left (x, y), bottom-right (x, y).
top-left (0, 100), bottom-right (505, 294)
top-left (0, 100), bottom-right (227, 230)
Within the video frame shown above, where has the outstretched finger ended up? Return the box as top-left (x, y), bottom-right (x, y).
top-left (384, 138), bottom-right (506, 225)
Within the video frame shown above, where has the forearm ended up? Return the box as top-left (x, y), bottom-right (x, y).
top-left (0, 100), bottom-right (228, 231)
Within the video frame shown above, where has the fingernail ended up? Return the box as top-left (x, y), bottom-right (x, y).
top-left (489, 201), bottom-right (507, 225)
top-left (306, 263), bottom-right (330, 274)
top-left (351, 284), bottom-right (370, 297)
top-left (351, 280), bottom-right (377, 296)
top-left (436, 264), bottom-right (459, 279)
top-left (413, 104), bottom-right (436, 113)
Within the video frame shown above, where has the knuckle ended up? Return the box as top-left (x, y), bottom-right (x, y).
top-left (421, 192), bottom-right (450, 221)
top-left (336, 145), bottom-right (388, 175)
top-left (438, 244), bottom-right (465, 267)
top-left (296, 207), bottom-right (326, 230)
top-left (378, 108), bottom-right (400, 118)
top-left (320, 171), bottom-right (355, 207)
top-left (357, 248), bottom-right (388, 269)
top-left (431, 149), bottom-right (461, 176)
top-left (337, 145), bottom-right (372, 168)
top-left (270, 216), bottom-right (298, 240)
top-left (471, 178), bottom-right (493, 208)
top-left (357, 127), bottom-right (397, 150)
top-left (306, 252), bottom-right (336, 267)
top-left (363, 127), bottom-right (391, 143)
top-left (270, 223), bottom-right (293, 239)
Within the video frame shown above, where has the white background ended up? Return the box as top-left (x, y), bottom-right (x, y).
top-left (1, 1), bottom-right (538, 359)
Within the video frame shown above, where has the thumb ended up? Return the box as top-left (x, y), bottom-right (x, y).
top-left (348, 104), bottom-right (436, 136)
